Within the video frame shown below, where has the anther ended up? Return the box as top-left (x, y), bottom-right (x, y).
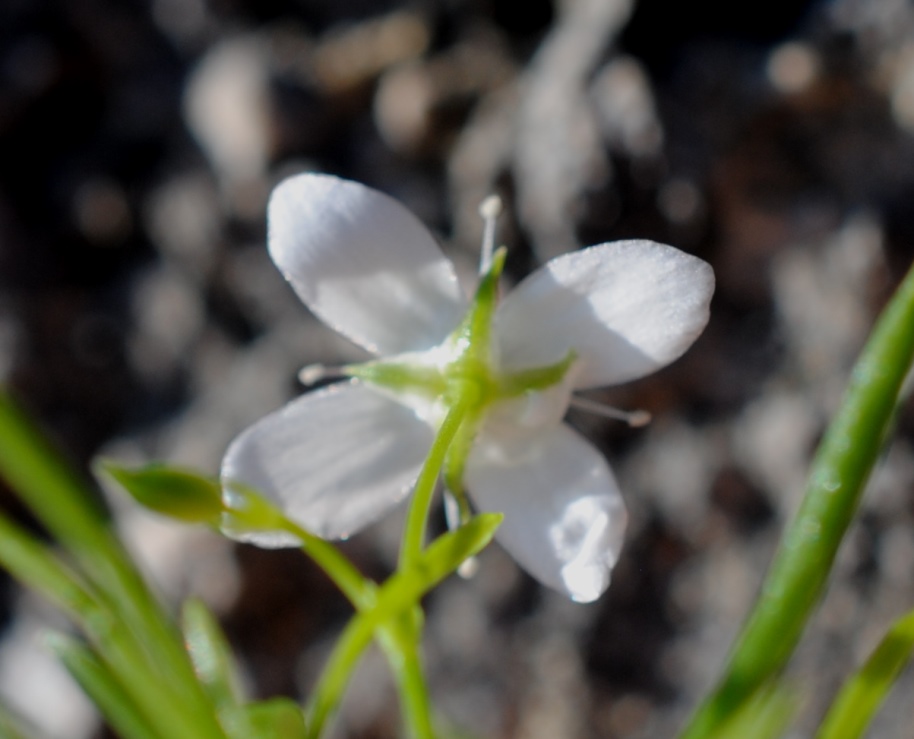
top-left (478, 194), bottom-right (503, 275)
top-left (479, 194), bottom-right (503, 221)
top-left (569, 395), bottom-right (652, 427)
top-left (298, 364), bottom-right (346, 385)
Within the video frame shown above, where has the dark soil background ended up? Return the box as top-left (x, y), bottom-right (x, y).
top-left (3, 0), bottom-right (914, 737)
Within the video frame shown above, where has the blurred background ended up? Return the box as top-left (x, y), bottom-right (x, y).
top-left (3, 0), bottom-right (914, 736)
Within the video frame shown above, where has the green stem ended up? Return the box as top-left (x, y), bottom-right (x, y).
top-left (680, 261), bottom-right (914, 738)
top-left (304, 606), bottom-right (431, 738)
top-left (305, 611), bottom-right (376, 739)
top-left (397, 647), bottom-right (435, 739)
top-left (238, 401), bottom-right (489, 738)
top-left (304, 513), bottom-right (502, 737)
top-left (379, 611), bottom-right (435, 739)
top-left (400, 388), bottom-right (475, 568)
top-left (305, 612), bottom-right (429, 739)
top-left (280, 519), bottom-right (377, 610)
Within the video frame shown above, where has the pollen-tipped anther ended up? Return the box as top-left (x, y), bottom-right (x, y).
top-left (478, 194), bottom-right (504, 275)
top-left (569, 395), bottom-right (652, 428)
top-left (298, 364), bottom-right (346, 385)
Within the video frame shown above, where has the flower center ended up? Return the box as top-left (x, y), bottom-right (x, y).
top-left (343, 218), bottom-right (578, 525)
top-left (346, 246), bottom-right (575, 422)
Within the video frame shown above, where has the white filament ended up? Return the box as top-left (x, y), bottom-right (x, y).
top-left (478, 194), bottom-right (503, 275)
top-left (569, 395), bottom-right (651, 427)
top-left (298, 364), bottom-right (346, 385)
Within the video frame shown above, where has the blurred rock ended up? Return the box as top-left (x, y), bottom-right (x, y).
top-left (184, 35), bottom-right (273, 217)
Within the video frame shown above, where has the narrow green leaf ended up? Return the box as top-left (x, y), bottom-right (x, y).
top-left (49, 632), bottom-right (162, 739)
top-left (233, 698), bottom-right (305, 739)
top-left (710, 682), bottom-right (798, 739)
top-left (681, 261), bottom-right (914, 738)
top-left (0, 392), bottom-right (135, 601)
top-left (0, 511), bottom-right (98, 620)
top-left (101, 462), bottom-right (224, 525)
top-left (0, 512), bottom-right (226, 738)
top-left (0, 391), bottom-right (228, 739)
top-left (79, 604), bottom-right (227, 739)
top-left (182, 599), bottom-right (245, 708)
top-left (816, 609), bottom-right (914, 739)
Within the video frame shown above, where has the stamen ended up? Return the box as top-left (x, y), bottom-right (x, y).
top-left (478, 194), bottom-right (503, 275)
top-left (298, 364), bottom-right (347, 385)
top-left (569, 395), bottom-right (652, 427)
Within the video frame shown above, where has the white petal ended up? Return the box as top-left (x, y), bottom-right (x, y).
top-left (494, 240), bottom-right (714, 388)
top-left (221, 380), bottom-right (433, 544)
top-left (268, 173), bottom-right (467, 354)
top-left (465, 423), bottom-right (627, 602)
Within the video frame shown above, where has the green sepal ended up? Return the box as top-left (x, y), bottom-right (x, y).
top-left (349, 248), bottom-right (510, 404)
top-left (453, 246), bottom-right (507, 367)
top-left (346, 361), bottom-right (447, 398)
top-left (100, 462), bottom-right (225, 525)
top-left (816, 607), bottom-right (914, 739)
top-left (498, 349), bottom-right (577, 395)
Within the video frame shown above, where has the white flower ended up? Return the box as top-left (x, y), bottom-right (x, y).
top-left (221, 173), bottom-right (714, 602)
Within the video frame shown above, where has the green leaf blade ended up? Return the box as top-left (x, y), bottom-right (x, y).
top-left (0, 393), bottom-right (229, 739)
top-left (49, 633), bottom-right (163, 739)
top-left (709, 682), bottom-right (799, 739)
top-left (681, 261), bottom-right (914, 738)
top-left (182, 599), bottom-right (246, 709)
top-left (817, 609), bottom-right (914, 739)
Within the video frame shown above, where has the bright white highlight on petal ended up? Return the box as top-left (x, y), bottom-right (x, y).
top-left (221, 380), bottom-right (434, 543)
top-left (268, 173), bottom-right (467, 355)
top-left (465, 424), bottom-right (627, 603)
top-left (494, 239), bottom-right (714, 388)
